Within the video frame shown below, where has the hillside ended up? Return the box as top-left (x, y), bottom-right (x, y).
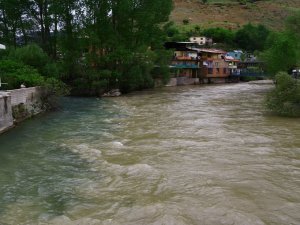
top-left (171, 0), bottom-right (300, 30)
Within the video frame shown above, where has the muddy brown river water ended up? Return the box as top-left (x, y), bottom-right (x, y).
top-left (0, 83), bottom-right (299, 225)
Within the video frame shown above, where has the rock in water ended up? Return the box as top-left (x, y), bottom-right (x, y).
top-left (102, 89), bottom-right (121, 97)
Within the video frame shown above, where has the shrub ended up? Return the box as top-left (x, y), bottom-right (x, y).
top-left (266, 72), bottom-right (300, 117)
top-left (0, 59), bottom-right (69, 109)
top-left (183, 19), bottom-right (189, 25)
top-left (0, 60), bottom-right (44, 89)
top-left (8, 44), bottom-right (49, 74)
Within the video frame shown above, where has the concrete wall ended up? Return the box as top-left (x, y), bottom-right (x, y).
top-left (166, 77), bottom-right (200, 87)
top-left (165, 78), bottom-right (177, 87)
top-left (177, 77), bottom-right (199, 85)
top-left (0, 87), bottom-right (43, 133)
top-left (0, 93), bottom-right (13, 133)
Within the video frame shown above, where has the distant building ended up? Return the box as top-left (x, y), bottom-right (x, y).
top-left (225, 50), bottom-right (243, 61)
top-left (199, 48), bottom-right (229, 81)
top-left (0, 44), bottom-right (6, 50)
top-left (188, 48), bottom-right (230, 82)
top-left (164, 42), bottom-right (200, 85)
top-left (165, 42), bottom-right (200, 78)
top-left (165, 42), bottom-right (234, 84)
top-left (224, 55), bottom-right (240, 76)
top-left (189, 37), bottom-right (213, 46)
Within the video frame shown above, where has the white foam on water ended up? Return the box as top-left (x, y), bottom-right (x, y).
top-left (126, 163), bottom-right (156, 177)
top-left (111, 141), bottom-right (124, 148)
top-left (60, 143), bottom-right (102, 162)
top-left (45, 216), bottom-right (101, 225)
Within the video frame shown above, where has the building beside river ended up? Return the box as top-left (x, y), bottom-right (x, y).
top-left (165, 42), bottom-right (234, 84)
top-left (164, 41), bottom-right (268, 84)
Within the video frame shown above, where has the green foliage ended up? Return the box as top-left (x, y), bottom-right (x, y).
top-left (262, 32), bottom-right (299, 76)
top-left (119, 52), bottom-right (155, 93)
top-left (1, 0), bottom-right (174, 96)
top-left (0, 59), bottom-right (69, 109)
top-left (202, 27), bottom-right (235, 45)
top-left (285, 11), bottom-right (300, 38)
top-left (183, 19), bottom-right (190, 25)
top-left (71, 69), bottom-right (112, 96)
top-left (8, 44), bottom-right (49, 73)
top-left (7, 44), bottom-right (66, 81)
top-left (234, 23), bottom-right (270, 51)
top-left (163, 22), bottom-right (189, 41)
top-left (0, 59), bottom-right (44, 89)
top-left (266, 72), bottom-right (300, 117)
top-left (151, 49), bottom-right (172, 84)
top-left (44, 77), bottom-right (70, 97)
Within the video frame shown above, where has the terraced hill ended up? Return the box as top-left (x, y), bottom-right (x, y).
top-left (171, 0), bottom-right (300, 30)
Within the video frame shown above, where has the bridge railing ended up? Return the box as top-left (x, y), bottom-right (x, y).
top-left (230, 70), bottom-right (267, 77)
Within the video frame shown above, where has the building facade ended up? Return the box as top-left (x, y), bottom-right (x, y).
top-left (189, 37), bottom-right (213, 46)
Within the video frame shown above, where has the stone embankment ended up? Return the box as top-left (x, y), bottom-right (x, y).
top-left (0, 87), bottom-right (44, 134)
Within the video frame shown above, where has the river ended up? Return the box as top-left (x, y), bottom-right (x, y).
top-left (0, 83), bottom-right (299, 225)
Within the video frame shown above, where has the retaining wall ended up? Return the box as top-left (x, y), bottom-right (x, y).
top-left (166, 77), bottom-right (200, 86)
top-left (0, 93), bottom-right (13, 133)
top-left (0, 87), bottom-right (43, 134)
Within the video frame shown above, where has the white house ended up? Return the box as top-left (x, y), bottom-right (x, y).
top-left (189, 37), bottom-right (213, 46)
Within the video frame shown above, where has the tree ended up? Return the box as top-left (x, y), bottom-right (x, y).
top-left (262, 32), bottom-right (298, 76)
top-left (234, 23), bottom-right (270, 51)
top-left (202, 27), bottom-right (235, 45)
top-left (262, 13), bottom-right (300, 76)
top-left (266, 72), bottom-right (300, 117)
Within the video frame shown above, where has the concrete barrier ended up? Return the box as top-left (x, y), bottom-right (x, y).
top-left (0, 92), bottom-right (13, 133)
top-left (0, 87), bottom-right (43, 134)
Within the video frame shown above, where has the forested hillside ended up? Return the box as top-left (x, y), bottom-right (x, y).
top-left (171, 0), bottom-right (300, 30)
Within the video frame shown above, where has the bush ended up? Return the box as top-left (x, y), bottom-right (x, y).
top-left (0, 60), bottom-right (44, 89)
top-left (8, 44), bottom-right (49, 74)
top-left (0, 59), bottom-right (69, 109)
top-left (235, 23), bottom-right (270, 51)
top-left (266, 72), bottom-right (300, 117)
top-left (202, 27), bottom-right (235, 45)
top-left (182, 19), bottom-right (189, 25)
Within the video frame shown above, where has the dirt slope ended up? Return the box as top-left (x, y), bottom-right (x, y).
top-left (171, 0), bottom-right (300, 30)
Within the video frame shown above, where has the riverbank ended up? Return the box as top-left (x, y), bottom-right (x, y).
top-left (0, 87), bottom-right (44, 134)
top-left (0, 80), bottom-right (274, 134)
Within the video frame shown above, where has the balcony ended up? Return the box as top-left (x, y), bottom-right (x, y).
top-left (174, 56), bottom-right (197, 61)
top-left (171, 63), bottom-right (199, 69)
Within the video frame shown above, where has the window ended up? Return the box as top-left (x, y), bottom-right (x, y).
top-left (216, 68), bottom-right (220, 73)
top-left (208, 68), bottom-right (213, 74)
top-left (223, 68), bottom-right (227, 74)
top-left (215, 62), bottom-right (219, 67)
